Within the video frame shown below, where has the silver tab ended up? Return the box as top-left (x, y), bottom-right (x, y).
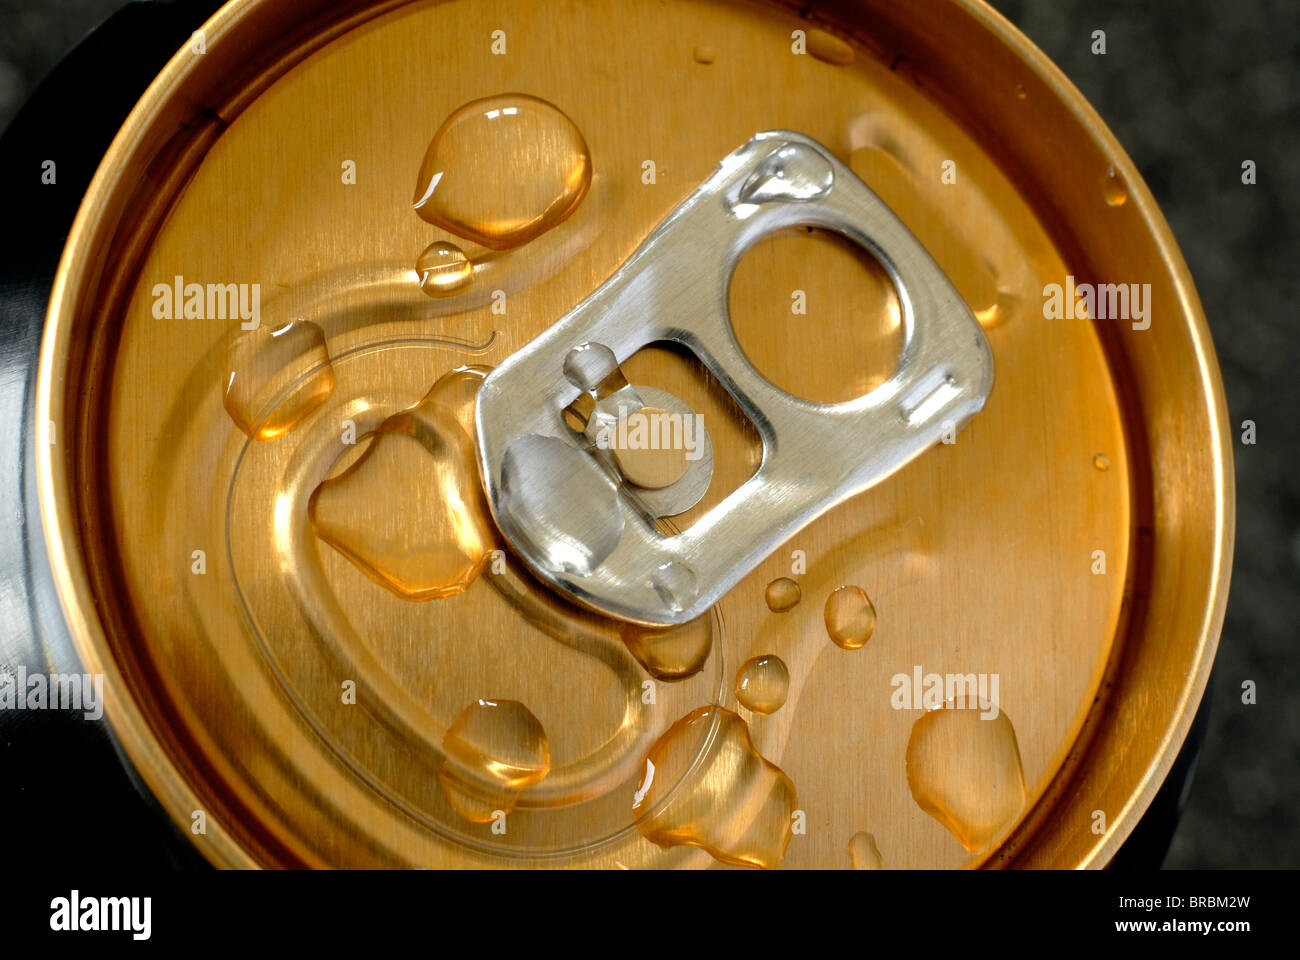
top-left (475, 131), bottom-right (994, 625)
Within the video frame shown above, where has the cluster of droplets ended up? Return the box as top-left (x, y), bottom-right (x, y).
top-left (412, 93), bottom-right (593, 298)
top-left (216, 62), bottom-right (1040, 869)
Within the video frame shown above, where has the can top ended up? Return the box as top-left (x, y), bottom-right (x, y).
top-left (36, 0), bottom-right (1231, 869)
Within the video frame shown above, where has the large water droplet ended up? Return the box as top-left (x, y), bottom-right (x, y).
top-left (905, 705), bottom-right (1027, 852)
top-left (499, 434), bottom-right (624, 577)
top-left (308, 367), bottom-right (497, 600)
top-left (224, 319), bottom-right (333, 441)
top-left (412, 93), bottom-right (591, 250)
top-left (633, 706), bottom-right (796, 868)
top-left (439, 698), bottom-right (551, 822)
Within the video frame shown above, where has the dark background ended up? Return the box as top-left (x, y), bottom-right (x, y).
top-left (1, 0), bottom-right (1295, 868)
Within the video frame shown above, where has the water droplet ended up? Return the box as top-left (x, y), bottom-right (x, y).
top-left (692, 45), bottom-right (716, 65)
top-left (651, 560), bottom-right (698, 614)
top-left (807, 28), bottom-right (855, 66)
top-left (439, 698), bottom-right (550, 822)
top-left (619, 617), bottom-right (713, 681)
top-left (764, 577), bottom-right (801, 612)
top-left (224, 319), bottom-right (333, 441)
top-left (735, 655), bottom-right (789, 715)
top-left (412, 93), bottom-right (591, 250)
top-left (1014, 83), bottom-right (1028, 100)
top-left (499, 434), bottom-right (624, 577)
top-left (905, 704), bottom-right (1027, 852)
top-left (1102, 167), bottom-right (1128, 207)
top-left (848, 831), bottom-right (884, 869)
top-left (633, 706), bottom-right (796, 868)
top-left (308, 367), bottom-right (498, 600)
top-left (738, 142), bottom-right (834, 205)
top-left (416, 239), bottom-right (473, 296)
top-left (824, 585), bottom-right (876, 649)
top-left (562, 340), bottom-right (621, 393)
top-left (1093, 453), bottom-right (1110, 471)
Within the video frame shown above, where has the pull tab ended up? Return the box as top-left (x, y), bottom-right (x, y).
top-left (475, 131), bottom-right (994, 625)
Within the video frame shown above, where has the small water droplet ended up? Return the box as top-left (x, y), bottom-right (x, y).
top-left (416, 240), bottom-right (473, 296)
top-left (1014, 83), bottom-right (1028, 100)
top-left (224, 319), bottom-right (333, 441)
top-left (764, 577), bottom-right (801, 612)
top-left (412, 93), bottom-right (591, 250)
top-left (905, 704), bottom-right (1027, 852)
top-left (1102, 167), bottom-right (1128, 207)
top-left (1093, 453), bottom-right (1110, 471)
top-left (439, 698), bottom-right (550, 822)
top-left (738, 142), bottom-right (834, 206)
top-left (309, 367), bottom-right (497, 600)
top-left (633, 705), bottom-right (796, 868)
top-left (651, 560), bottom-right (698, 614)
top-left (848, 831), bottom-right (884, 869)
top-left (824, 585), bottom-right (876, 649)
top-left (692, 44), bottom-right (716, 64)
top-left (562, 340), bottom-right (620, 392)
top-left (807, 28), bottom-right (855, 66)
top-left (735, 655), bottom-right (789, 715)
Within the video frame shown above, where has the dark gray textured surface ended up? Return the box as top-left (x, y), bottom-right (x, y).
top-left (0, 0), bottom-right (123, 125)
top-left (1, 0), bottom-right (1295, 868)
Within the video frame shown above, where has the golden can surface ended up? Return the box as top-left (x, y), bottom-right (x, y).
top-left (36, 0), bottom-right (1232, 868)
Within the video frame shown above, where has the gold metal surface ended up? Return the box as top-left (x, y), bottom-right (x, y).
top-left (36, 0), bottom-right (1232, 868)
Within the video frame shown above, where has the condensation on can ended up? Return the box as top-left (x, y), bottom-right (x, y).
top-left (35, 0), bottom-right (1232, 869)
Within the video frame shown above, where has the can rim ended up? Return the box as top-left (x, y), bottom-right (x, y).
top-left (959, 0), bottom-right (1234, 868)
top-left (35, 0), bottom-right (1234, 868)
